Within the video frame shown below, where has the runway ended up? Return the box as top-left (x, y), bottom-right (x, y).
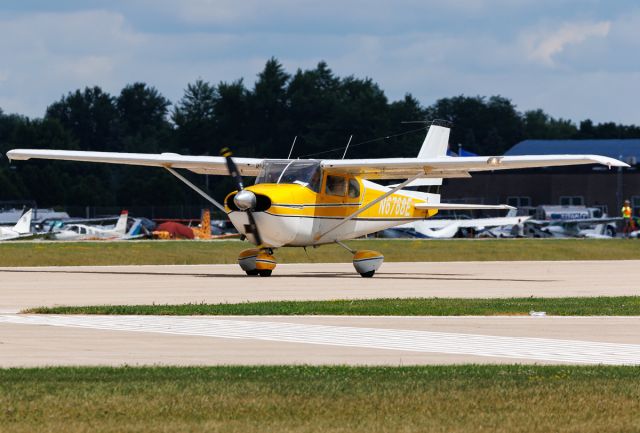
top-left (1, 260), bottom-right (639, 312)
top-left (1, 315), bottom-right (639, 366)
top-left (1, 261), bottom-right (639, 367)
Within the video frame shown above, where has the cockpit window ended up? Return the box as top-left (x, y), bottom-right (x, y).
top-left (325, 175), bottom-right (347, 196)
top-left (255, 160), bottom-right (321, 192)
top-left (348, 178), bottom-right (360, 198)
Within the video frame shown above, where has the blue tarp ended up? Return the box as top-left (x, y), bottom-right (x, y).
top-left (506, 139), bottom-right (640, 160)
top-left (447, 148), bottom-right (478, 157)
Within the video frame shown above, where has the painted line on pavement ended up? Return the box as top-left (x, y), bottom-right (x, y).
top-left (1, 314), bottom-right (639, 365)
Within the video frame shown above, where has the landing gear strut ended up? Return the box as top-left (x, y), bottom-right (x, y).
top-left (238, 248), bottom-right (276, 276)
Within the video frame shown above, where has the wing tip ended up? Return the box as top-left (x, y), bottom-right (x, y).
top-left (6, 149), bottom-right (23, 161)
top-left (586, 155), bottom-right (629, 168)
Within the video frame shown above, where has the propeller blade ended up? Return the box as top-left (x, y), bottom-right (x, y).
top-left (220, 147), bottom-right (263, 246)
top-left (220, 147), bottom-right (244, 191)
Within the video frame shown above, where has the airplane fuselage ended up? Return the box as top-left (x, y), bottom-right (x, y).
top-left (226, 176), bottom-right (439, 247)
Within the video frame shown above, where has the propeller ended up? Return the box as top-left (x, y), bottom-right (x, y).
top-left (220, 147), bottom-right (263, 246)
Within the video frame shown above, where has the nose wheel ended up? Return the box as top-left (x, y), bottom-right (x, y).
top-left (238, 248), bottom-right (276, 276)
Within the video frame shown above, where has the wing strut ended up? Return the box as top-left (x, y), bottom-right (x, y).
top-left (315, 172), bottom-right (424, 241)
top-left (164, 167), bottom-right (227, 213)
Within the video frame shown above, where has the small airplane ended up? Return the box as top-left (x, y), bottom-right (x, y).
top-left (51, 210), bottom-right (133, 240)
top-left (383, 209), bottom-right (531, 238)
top-left (6, 122), bottom-right (627, 276)
top-left (525, 205), bottom-right (620, 238)
top-left (0, 209), bottom-right (33, 241)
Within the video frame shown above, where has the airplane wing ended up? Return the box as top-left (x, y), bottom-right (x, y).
top-left (414, 203), bottom-right (514, 210)
top-left (322, 155), bottom-right (628, 179)
top-left (456, 215), bottom-right (531, 228)
top-left (527, 217), bottom-right (622, 226)
top-left (7, 150), bottom-right (627, 179)
top-left (5, 149), bottom-right (264, 176)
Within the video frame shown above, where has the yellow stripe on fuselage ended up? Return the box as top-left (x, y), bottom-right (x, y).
top-left (225, 179), bottom-right (437, 220)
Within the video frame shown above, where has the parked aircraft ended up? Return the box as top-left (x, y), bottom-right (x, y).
top-left (0, 209), bottom-right (33, 241)
top-left (51, 210), bottom-right (133, 240)
top-left (7, 122), bottom-right (627, 276)
top-left (383, 209), bottom-right (531, 238)
top-left (525, 205), bottom-right (620, 238)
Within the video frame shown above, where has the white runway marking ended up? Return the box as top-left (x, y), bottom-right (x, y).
top-left (2, 314), bottom-right (640, 365)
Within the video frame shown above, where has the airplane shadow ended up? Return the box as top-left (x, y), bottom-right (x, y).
top-left (0, 269), bottom-right (555, 282)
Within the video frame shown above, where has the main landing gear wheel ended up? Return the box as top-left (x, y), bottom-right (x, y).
top-left (237, 248), bottom-right (277, 276)
top-left (352, 250), bottom-right (384, 278)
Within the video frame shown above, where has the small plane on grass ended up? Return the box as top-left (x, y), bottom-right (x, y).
top-left (382, 209), bottom-right (531, 238)
top-left (6, 122), bottom-right (627, 276)
top-left (524, 205), bottom-right (621, 238)
top-left (51, 210), bottom-right (138, 240)
top-left (0, 209), bottom-right (33, 241)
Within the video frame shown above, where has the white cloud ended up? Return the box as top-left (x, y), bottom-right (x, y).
top-left (0, 4), bottom-right (638, 125)
top-left (524, 20), bottom-right (611, 66)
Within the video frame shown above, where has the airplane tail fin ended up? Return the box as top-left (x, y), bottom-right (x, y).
top-left (417, 122), bottom-right (450, 159)
top-left (201, 209), bottom-right (211, 239)
top-left (13, 209), bottom-right (33, 234)
top-left (114, 210), bottom-right (129, 235)
top-left (406, 122), bottom-right (450, 188)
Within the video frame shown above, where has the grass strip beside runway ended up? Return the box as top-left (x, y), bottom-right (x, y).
top-left (1, 366), bottom-right (639, 433)
top-left (25, 296), bottom-right (640, 316)
top-left (1, 238), bottom-right (639, 266)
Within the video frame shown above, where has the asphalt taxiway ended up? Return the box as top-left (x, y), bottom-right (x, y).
top-left (1, 260), bottom-right (639, 312)
top-left (1, 261), bottom-right (639, 366)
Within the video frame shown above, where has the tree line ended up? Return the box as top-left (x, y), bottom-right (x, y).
top-left (1, 58), bottom-right (638, 208)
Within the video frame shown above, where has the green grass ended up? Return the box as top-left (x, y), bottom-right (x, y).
top-left (24, 296), bottom-right (640, 316)
top-left (1, 366), bottom-right (639, 433)
top-left (0, 238), bottom-right (639, 267)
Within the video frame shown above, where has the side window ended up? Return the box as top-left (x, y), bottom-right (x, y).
top-left (347, 178), bottom-right (360, 198)
top-left (560, 196), bottom-right (583, 206)
top-left (325, 175), bottom-right (346, 196)
top-left (308, 169), bottom-right (321, 193)
top-left (507, 196), bottom-right (532, 208)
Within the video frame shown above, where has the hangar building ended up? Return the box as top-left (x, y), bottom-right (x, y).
top-left (442, 139), bottom-right (640, 217)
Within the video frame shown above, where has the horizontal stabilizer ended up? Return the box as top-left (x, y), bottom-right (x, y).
top-left (414, 203), bottom-right (515, 210)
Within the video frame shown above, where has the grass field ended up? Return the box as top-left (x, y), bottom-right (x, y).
top-left (1, 238), bottom-right (639, 266)
top-left (24, 296), bottom-right (640, 316)
top-left (1, 366), bottom-right (639, 433)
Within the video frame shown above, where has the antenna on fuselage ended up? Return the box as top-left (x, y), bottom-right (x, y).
top-left (341, 135), bottom-right (353, 159)
top-left (401, 119), bottom-right (453, 127)
top-left (287, 136), bottom-right (298, 159)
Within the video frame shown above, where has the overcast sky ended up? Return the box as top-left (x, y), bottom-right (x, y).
top-left (0, 1), bottom-right (638, 124)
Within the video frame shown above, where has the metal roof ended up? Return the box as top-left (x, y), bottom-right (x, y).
top-left (506, 139), bottom-right (640, 162)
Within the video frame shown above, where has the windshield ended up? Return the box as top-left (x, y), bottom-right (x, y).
top-left (255, 160), bottom-right (322, 192)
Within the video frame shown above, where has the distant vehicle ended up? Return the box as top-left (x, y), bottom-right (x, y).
top-left (525, 205), bottom-right (620, 238)
top-left (0, 209), bottom-right (33, 241)
top-left (51, 210), bottom-right (137, 240)
top-left (211, 219), bottom-right (239, 236)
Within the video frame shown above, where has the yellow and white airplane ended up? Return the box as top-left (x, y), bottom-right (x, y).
top-left (6, 123), bottom-right (627, 277)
